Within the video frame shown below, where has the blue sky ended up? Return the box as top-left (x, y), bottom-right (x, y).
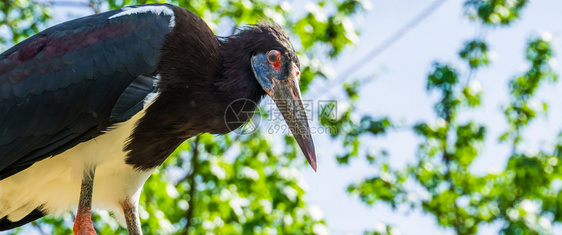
top-left (301, 0), bottom-right (562, 234)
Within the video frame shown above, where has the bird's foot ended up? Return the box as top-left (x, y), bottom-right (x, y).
top-left (73, 209), bottom-right (96, 235)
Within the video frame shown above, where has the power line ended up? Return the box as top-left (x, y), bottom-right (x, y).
top-left (309, 0), bottom-right (448, 100)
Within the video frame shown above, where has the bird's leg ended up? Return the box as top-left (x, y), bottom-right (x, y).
top-left (121, 199), bottom-right (142, 235)
top-left (73, 167), bottom-right (96, 235)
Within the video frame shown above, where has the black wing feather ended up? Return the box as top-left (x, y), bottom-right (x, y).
top-left (0, 208), bottom-right (45, 231)
top-left (111, 74), bottom-right (157, 122)
top-left (0, 4), bottom-right (174, 179)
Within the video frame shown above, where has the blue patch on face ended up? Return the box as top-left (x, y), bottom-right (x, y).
top-left (251, 53), bottom-right (274, 91)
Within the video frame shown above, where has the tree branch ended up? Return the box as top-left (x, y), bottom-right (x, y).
top-left (184, 136), bottom-right (200, 234)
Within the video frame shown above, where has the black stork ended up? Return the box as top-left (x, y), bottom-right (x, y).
top-left (0, 4), bottom-right (316, 234)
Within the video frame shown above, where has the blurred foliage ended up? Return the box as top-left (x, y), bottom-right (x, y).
top-left (318, 0), bottom-right (562, 235)
top-left (137, 133), bottom-right (328, 234)
top-left (464, 0), bottom-right (528, 26)
top-left (459, 40), bottom-right (490, 69)
top-left (0, 0), bottom-right (51, 49)
top-left (1, 0), bottom-right (366, 234)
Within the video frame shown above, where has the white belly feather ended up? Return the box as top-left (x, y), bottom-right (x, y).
top-left (0, 111), bottom-right (155, 224)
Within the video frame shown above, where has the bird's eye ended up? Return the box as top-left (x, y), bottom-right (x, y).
top-left (267, 50), bottom-right (280, 64)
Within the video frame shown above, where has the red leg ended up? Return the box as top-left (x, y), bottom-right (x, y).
top-left (73, 168), bottom-right (96, 235)
top-left (73, 208), bottom-right (96, 235)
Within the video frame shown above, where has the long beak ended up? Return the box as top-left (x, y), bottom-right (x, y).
top-left (266, 64), bottom-right (317, 171)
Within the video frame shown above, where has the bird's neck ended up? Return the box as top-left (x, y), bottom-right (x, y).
top-left (217, 38), bottom-right (267, 104)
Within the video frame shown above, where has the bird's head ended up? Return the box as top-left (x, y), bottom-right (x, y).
top-left (244, 22), bottom-right (317, 171)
